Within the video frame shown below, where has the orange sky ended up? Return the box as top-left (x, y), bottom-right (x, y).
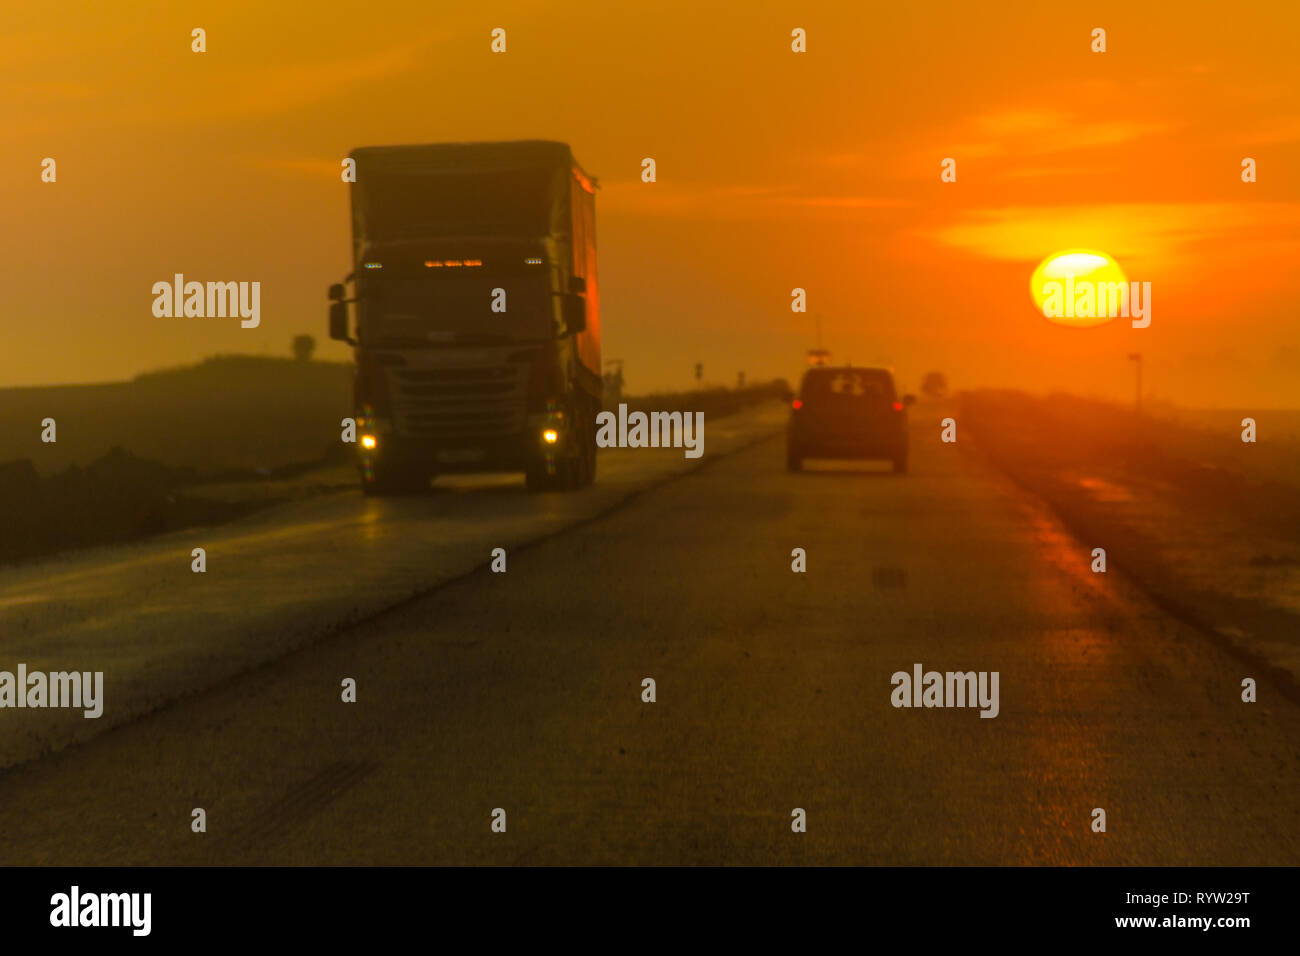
top-left (5, 0), bottom-right (1299, 405)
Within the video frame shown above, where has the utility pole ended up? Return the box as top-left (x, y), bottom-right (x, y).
top-left (1127, 352), bottom-right (1142, 415)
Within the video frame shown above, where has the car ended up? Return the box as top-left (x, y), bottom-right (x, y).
top-left (787, 366), bottom-right (915, 473)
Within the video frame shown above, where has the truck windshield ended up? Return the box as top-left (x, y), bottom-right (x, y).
top-left (360, 271), bottom-right (553, 346)
top-left (357, 167), bottom-right (558, 240)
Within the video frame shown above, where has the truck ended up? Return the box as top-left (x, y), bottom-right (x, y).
top-left (328, 140), bottom-right (601, 494)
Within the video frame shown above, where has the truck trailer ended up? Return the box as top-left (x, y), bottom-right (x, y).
top-left (328, 140), bottom-right (601, 493)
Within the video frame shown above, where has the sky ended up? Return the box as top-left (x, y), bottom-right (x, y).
top-left (4, 0), bottom-right (1299, 405)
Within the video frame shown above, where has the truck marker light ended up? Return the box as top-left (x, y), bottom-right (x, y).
top-left (424, 260), bottom-right (442, 268)
top-left (792, 400), bottom-right (802, 410)
top-left (542, 429), bottom-right (559, 444)
top-left (463, 259), bottom-right (482, 267)
top-left (892, 401), bottom-right (903, 411)
top-left (361, 435), bottom-right (377, 449)
top-left (445, 260), bottom-right (463, 267)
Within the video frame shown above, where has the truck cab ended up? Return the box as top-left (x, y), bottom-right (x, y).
top-left (329, 141), bottom-right (601, 493)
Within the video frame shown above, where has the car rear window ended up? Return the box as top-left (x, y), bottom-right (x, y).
top-left (801, 369), bottom-right (896, 402)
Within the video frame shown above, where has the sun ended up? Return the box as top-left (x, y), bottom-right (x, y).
top-left (1030, 249), bottom-right (1128, 327)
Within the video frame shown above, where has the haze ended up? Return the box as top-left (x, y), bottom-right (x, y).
top-left (4, 0), bottom-right (1298, 405)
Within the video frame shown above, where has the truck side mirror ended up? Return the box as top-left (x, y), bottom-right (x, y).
top-left (328, 283), bottom-right (346, 302)
top-left (562, 294), bottom-right (587, 334)
top-left (329, 301), bottom-right (350, 341)
top-left (569, 276), bottom-right (587, 295)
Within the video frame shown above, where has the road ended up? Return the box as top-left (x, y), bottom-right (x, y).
top-left (1, 404), bottom-right (1297, 865)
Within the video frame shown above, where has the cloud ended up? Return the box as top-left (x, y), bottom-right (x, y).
top-left (1246, 116), bottom-right (1300, 145)
top-left (175, 40), bottom-right (433, 124)
top-left (601, 181), bottom-right (910, 219)
top-left (938, 107), bottom-right (1170, 163)
top-left (919, 202), bottom-right (1300, 262)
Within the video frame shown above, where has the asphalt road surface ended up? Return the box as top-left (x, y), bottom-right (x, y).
top-left (2, 405), bottom-right (1297, 865)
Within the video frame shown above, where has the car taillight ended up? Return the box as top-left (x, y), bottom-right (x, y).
top-left (892, 401), bottom-right (903, 411)
top-left (792, 400), bottom-right (802, 410)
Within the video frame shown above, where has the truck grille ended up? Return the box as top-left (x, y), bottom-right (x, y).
top-left (389, 363), bottom-right (528, 438)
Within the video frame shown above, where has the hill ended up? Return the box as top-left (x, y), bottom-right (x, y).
top-left (0, 355), bottom-right (353, 475)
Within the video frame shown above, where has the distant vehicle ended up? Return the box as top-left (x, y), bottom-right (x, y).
top-left (787, 366), bottom-right (915, 473)
top-left (328, 140), bottom-right (601, 494)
